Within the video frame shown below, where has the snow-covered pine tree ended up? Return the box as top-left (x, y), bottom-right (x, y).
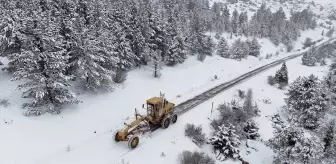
top-left (222, 5), bottom-right (231, 32)
top-left (323, 125), bottom-right (336, 163)
top-left (243, 119), bottom-right (260, 140)
top-left (323, 61), bottom-right (336, 106)
top-left (268, 126), bottom-right (324, 164)
top-left (274, 62), bottom-right (289, 86)
top-left (284, 75), bottom-right (329, 129)
top-left (320, 119), bottom-right (336, 163)
top-left (68, 16), bottom-right (117, 92)
top-left (150, 49), bottom-right (163, 78)
top-left (231, 9), bottom-right (239, 36)
top-left (291, 136), bottom-right (324, 164)
top-left (216, 37), bottom-right (230, 58)
top-left (11, 2), bottom-right (79, 115)
top-left (248, 38), bottom-right (261, 57)
top-left (203, 36), bottom-right (215, 56)
top-left (303, 37), bottom-right (313, 48)
top-left (326, 28), bottom-right (335, 38)
top-left (230, 39), bottom-right (248, 60)
top-left (166, 36), bottom-right (187, 66)
top-left (243, 89), bottom-right (258, 116)
top-left (0, 1), bottom-right (28, 73)
top-left (148, 7), bottom-right (169, 62)
top-left (123, 0), bottom-right (149, 66)
top-left (208, 123), bottom-right (241, 161)
top-left (111, 22), bottom-right (138, 71)
top-left (302, 47), bottom-right (317, 66)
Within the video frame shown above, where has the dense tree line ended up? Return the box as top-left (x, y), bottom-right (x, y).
top-left (0, 0), bottom-right (319, 115)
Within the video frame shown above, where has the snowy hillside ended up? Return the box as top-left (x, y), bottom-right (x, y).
top-left (1, 0), bottom-right (336, 164)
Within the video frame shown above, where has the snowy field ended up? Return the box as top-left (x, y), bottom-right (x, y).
top-left (1, 0), bottom-right (336, 164)
top-left (1, 46), bottom-right (330, 164)
top-left (0, 37), bottom-right (332, 164)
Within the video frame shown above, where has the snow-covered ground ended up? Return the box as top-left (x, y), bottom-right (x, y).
top-left (1, 1), bottom-right (335, 164)
top-left (0, 40), bottom-right (331, 164)
top-left (2, 46), bottom-right (330, 164)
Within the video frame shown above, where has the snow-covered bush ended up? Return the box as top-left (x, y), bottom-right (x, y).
top-left (113, 71), bottom-right (127, 84)
top-left (268, 126), bottom-right (324, 164)
top-left (197, 53), bottom-right (206, 62)
top-left (150, 52), bottom-right (163, 78)
top-left (178, 151), bottom-right (215, 164)
top-left (243, 119), bottom-right (260, 140)
top-left (214, 33), bottom-right (221, 40)
top-left (265, 53), bottom-right (273, 59)
top-left (208, 123), bottom-right (241, 161)
top-left (302, 48), bottom-right (317, 66)
top-left (0, 98), bottom-right (10, 108)
top-left (237, 89), bottom-right (246, 99)
top-left (185, 123), bottom-right (206, 146)
top-left (166, 36), bottom-right (187, 66)
top-left (217, 37), bottom-right (230, 58)
top-left (211, 98), bottom-right (259, 139)
top-left (319, 119), bottom-right (336, 162)
top-left (243, 89), bottom-right (259, 116)
top-left (326, 28), bottom-right (335, 37)
top-left (0, 98), bottom-right (10, 107)
top-left (284, 75), bottom-right (329, 129)
top-left (230, 39), bottom-right (249, 60)
top-left (270, 113), bottom-right (286, 133)
top-left (267, 75), bottom-right (276, 85)
top-left (248, 38), bottom-right (261, 57)
top-left (274, 62), bottom-right (288, 86)
top-left (303, 37), bottom-right (313, 48)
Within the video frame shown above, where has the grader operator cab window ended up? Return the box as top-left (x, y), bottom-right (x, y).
top-left (147, 103), bottom-right (154, 115)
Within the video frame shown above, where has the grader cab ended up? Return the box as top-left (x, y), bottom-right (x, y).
top-left (114, 93), bottom-right (177, 149)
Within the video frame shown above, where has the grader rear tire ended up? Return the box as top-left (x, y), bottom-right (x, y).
top-left (161, 117), bottom-right (170, 129)
top-left (128, 135), bottom-right (139, 149)
top-left (171, 114), bottom-right (178, 123)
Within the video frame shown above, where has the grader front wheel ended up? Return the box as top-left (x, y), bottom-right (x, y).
top-left (128, 135), bottom-right (139, 149)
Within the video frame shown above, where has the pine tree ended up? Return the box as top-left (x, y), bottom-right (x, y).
top-left (274, 62), bottom-right (289, 85)
top-left (231, 9), bottom-right (239, 35)
top-left (230, 39), bottom-right (248, 60)
top-left (243, 89), bottom-right (257, 116)
top-left (150, 50), bottom-right (163, 78)
top-left (243, 119), bottom-right (260, 140)
top-left (11, 2), bottom-right (79, 115)
top-left (248, 38), bottom-right (261, 57)
top-left (216, 37), bottom-right (230, 58)
top-left (166, 36), bottom-right (187, 66)
top-left (112, 22), bottom-right (138, 71)
top-left (203, 36), bottom-right (215, 56)
top-left (208, 123), bottom-right (241, 161)
top-left (326, 28), bottom-right (335, 38)
top-left (302, 47), bottom-right (317, 66)
top-left (69, 18), bottom-right (117, 92)
top-left (222, 5), bottom-right (231, 32)
top-left (268, 126), bottom-right (324, 164)
top-left (285, 75), bottom-right (329, 129)
top-left (322, 121), bottom-right (336, 163)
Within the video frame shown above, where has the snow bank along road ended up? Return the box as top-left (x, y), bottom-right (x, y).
top-left (150, 37), bottom-right (336, 132)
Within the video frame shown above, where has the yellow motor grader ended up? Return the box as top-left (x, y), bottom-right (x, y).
top-left (114, 93), bottom-right (178, 149)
